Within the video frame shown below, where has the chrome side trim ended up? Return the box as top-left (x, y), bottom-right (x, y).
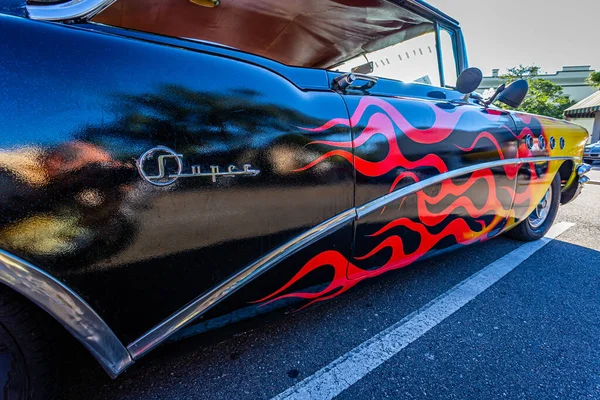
top-left (0, 250), bottom-right (132, 378)
top-left (356, 156), bottom-right (574, 219)
top-left (128, 156), bottom-right (573, 360)
top-left (127, 208), bottom-right (356, 359)
top-left (27, 0), bottom-right (116, 21)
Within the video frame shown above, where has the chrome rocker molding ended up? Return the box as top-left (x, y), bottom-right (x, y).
top-left (27, 0), bottom-right (117, 21)
top-left (127, 155), bottom-right (574, 361)
top-left (0, 250), bottom-right (132, 378)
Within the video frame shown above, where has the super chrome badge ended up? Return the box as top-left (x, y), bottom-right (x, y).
top-left (137, 146), bottom-right (260, 186)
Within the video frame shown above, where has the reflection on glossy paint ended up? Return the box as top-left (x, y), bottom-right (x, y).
top-left (0, 147), bottom-right (47, 186)
top-left (0, 215), bottom-right (87, 256)
top-left (0, 141), bottom-right (136, 260)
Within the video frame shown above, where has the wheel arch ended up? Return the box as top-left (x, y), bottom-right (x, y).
top-left (0, 249), bottom-right (132, 378)
top-left (558, 159), bottom-right (576, 189)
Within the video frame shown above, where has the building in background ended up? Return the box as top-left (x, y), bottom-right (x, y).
top-left (564, 91), bottom-right (600, 143)
top-left (478, 65), bottom-right (596, 103)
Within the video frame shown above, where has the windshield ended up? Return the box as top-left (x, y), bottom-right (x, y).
top-left (330, 23), bottom-right (442, 86)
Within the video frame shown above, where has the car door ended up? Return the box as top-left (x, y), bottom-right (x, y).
top-left (0, 16), bottom-right (354, 344)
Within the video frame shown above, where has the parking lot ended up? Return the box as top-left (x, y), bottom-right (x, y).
top-left (60, 164), bottom-right (600, 400)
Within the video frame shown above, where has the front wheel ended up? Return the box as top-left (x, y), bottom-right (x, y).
top-left (505, 173), bottom-right (561, 241)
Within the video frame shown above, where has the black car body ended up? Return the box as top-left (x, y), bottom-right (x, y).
top-left (0, 0), bottom-right (591, 396)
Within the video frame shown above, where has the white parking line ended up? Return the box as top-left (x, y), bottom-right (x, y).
top-left (271, 222), bottom-right (574, 400)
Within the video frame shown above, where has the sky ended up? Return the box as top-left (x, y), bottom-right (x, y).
top-left (426, 0), bottom-right (600, 76)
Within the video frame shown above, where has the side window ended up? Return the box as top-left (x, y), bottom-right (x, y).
top-left (439, 28), bottom-right (459, 87)
top-left (332, 24), bottom-right (442, 87)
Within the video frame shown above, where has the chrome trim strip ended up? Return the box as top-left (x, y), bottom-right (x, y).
top-left (127, 208), bottom-right (356, 359)
top-left (356, 157), bottom-right (574, 219)
top-left (27, 0), bottom-right (117, 21)
top-left (0, 250), bottom-right (132, 378)
top-left (128, 156), bottom-right (573, 360)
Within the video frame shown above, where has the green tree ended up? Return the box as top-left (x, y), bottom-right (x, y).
top-left (495, 64), bottom-right (575, 119)
top-left (586, 71), bottom-right (600, 89)
top-left (500, 65), bottom-right (542, 82)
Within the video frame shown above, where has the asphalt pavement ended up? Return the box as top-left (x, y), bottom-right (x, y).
top-left (59, 163), bottom-right (600, 400)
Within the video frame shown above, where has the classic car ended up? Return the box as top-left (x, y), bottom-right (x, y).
top-left (0, 0), bottom-right (592, 397)
top-left (583, 140), bottom-right (600, 164)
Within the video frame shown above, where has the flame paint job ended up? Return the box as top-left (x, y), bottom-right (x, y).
top-left (255, 98), bottom-right (587, 309)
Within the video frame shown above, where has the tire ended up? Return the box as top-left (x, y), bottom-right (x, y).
top-left (0, 288), bottom-right (59, 400)
top-left (505, 173), bottom-right (561, 242)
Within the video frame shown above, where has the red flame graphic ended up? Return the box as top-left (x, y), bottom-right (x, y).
top-left (255, 99), bottom-right (549, 308)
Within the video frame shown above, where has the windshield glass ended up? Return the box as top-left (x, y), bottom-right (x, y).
top-left (330, 23), bottom-right (441, 86)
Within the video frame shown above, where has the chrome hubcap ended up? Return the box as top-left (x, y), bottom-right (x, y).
top-left (528, 186), bottom-right (552, 228)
